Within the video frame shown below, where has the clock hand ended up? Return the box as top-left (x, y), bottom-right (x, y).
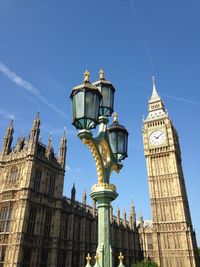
top-left (157, 132), bottom-right (164, 138)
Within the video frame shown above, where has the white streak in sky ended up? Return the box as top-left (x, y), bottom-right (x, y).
top-left (164, 94), bottom-right (200, 105)
top-left (0, 62), bottom-right (66, 120)
top-left (128, 0), bottom-right (156, 74)
top-left (0, 108), bottom-right (13, 119)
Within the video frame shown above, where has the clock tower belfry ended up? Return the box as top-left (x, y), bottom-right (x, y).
top-left (142, 77), bottom-right (199, 267)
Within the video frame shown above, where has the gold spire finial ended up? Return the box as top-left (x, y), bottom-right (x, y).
top-left (118, 252), bottom-right (124, 264)
top-left (99, 69), bottom-right (105, 80)
top-left (84, 70), bottom-right (90, 83)
top-left (86, 253), bottom-right (91, 264)
top-left (95, 253), bottom-right (100, 263)
top-left (113, 112), bottom-right (118, 123)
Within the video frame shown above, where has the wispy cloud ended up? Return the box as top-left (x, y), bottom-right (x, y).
top-left (0, 108), bottom-right (13, 119)
top-left (0, 62), bottom-right (66, 120)
top-left (164, 94), bottom-right (200, 105)
top-left (128, 0), bottom-right (155, 74)
top-left (127, 77), bottom-right (146, 88)
top-left (42, 124), bottom-right (76, 136)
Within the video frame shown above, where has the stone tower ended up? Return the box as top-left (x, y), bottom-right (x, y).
top-left (142, 77), bottom-right (199, 267)
top-left (0, 113), bottom-right (66, 266)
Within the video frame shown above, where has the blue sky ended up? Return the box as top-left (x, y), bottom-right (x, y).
top-left (0, 0), bottom-right (200, 245)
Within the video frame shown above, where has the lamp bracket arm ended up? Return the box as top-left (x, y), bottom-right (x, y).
top-left (78, 129), bottom-right (122, 184)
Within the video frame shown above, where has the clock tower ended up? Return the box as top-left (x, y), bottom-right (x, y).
top-left (142, 77), bottom-right (199, 267)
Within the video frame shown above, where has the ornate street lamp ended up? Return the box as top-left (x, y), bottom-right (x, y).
top-left (70, 70), bottom-right (128, 267)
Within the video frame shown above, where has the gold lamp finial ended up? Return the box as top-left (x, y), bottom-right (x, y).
top-left (118, 252), bottom-right (124, 264)
top-left (99, 69), bottom-right (105, 80)
top-left (86, 253), bottom-right (91, 264)
top-left (113, 112), bottom-right (118, 123)
top-left (95, 253), bottom-right (100, 263)
top-left (84, 70), bottom-right (90, 83)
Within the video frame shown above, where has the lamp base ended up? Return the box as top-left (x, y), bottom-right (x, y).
top-left (90, 183), bottom-right (118, 267)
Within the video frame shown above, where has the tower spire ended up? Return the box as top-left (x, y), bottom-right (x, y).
top-left (82, 189), bottom-right (87, 207)
top-left (45, 132), bottom-right (54, 157)
top-left (71, 183), bottom-right (76, 202)
top-left (131, 199), bottom-right (136, 225)
top-left (123, 208), bottom-right (127, 227)
top-left (30, 112), bottom-right (40, 141)
top-left (58, 127), bottom-right (67, 168)
top-left (144, 77), bottom-right (167, 121)
top-left (2, 118), bottom-right (14, 155)
top-left (149, 76), bottom-right (160, 103)
top-left (117, 206), bottom-right (120, 225)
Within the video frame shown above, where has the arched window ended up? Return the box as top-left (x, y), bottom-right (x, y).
top-left (49, 176), bottom-right (55, 197)
top-left (34, 169), bottom-right (42, 192)
top-left (0, 205), bottom-right (13, 232)
top-left (10, 168), bottom-right (18, 183)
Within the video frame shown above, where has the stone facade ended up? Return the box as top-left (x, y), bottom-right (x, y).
top-left (0, 113), bottom-right (144, 267)
top-left (142, 79), bottom-right (199, 267)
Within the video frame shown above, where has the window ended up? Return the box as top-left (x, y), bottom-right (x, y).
top-left (0, 206), bottom-right (12, 232)
top-left (0, 246), bottom-right (6, 267)
top-left (34, 169), bottom-right (42, 192)
top-left (22, 248), bottom-right (31, 267)
top-left (40, 249), bottom-right (48, 267)
top-left (147, 234), bottom-right (153, 250)
top-left (49, 176), bottom-right (55, 196)
top-left (57, 250), bottom-right (66, 267)
top-left (27, 208), bottom-right (36, 235)
top-left (44, 211), bottom-right (52, 238)
top-left (9, 168), bottom-right (18, 183)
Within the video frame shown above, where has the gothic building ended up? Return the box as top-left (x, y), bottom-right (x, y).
top-left (142, 77), bottom-right (199, 267)
top-left (0, 113), bottom-right (144, 267)
top-left (0, 78), bottom-right (199, 267)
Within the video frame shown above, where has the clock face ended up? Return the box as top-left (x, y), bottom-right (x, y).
top-left (149, 130), bottom-right (166, 146)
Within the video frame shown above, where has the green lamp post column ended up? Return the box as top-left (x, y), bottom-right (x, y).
top-left (70, 70), bottom-right (128, 267)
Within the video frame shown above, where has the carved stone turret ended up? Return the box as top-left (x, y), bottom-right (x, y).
top-left (123, 209), bottom-right (127, 227)
top-left (139, 211), bottom-right (143, 227)
top-left (45, 132), bottom-right (54, 158)
top-left (28, 112), bottom-right (40, 153)
top-left (2, 119), bottom-right (14, 155)
top-left (117, 207), bottom-right (120, 225)
top-left (71, 183), bottom-right (76, 203)
top-left (82, 189), bottom-right (87, 207)
top-left (131, 199), bottom-right (136, 225)
top-left (58, 128), bottom-right (67, 168)
top-left (15, 137), bottom-right (25, 152)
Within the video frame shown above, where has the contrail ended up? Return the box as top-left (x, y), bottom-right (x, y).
top-left (128, 0), bottom-right (156, 74)
top-left (0, 62), bottom-right (66, 120)
top-left (164, 94), bottom-right (200, 105)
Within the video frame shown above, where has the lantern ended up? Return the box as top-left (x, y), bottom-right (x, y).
top-left (107, 113), bottom-right (128, 162)
top-left (70, 71), bottom-right (102, 130)
top-left (93, 69), bottom-right (115, 117)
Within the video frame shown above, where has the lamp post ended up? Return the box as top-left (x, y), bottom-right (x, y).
top-left (70, 70), bottom-right (128, 267)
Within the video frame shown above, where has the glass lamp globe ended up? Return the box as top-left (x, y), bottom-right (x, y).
top-left (70, 71), bottom-right (102, 130)
top-left (107, 113), bottom-right (128, 162)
